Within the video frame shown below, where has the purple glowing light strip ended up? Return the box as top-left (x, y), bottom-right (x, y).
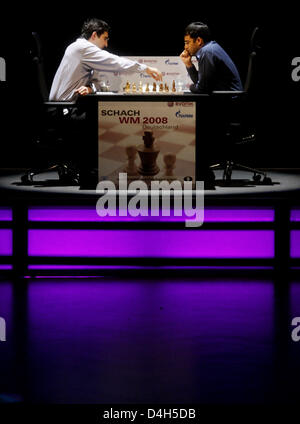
top-left (0, 208), bottom-right (12, 221)
top-left (291, 230), bottom-right (300, 258)
top-left (0, 265), bottom-right (12, 270)
top-left (28, 229), bottom-right (274, 258)
top-left (0, 230), bottom-right (12, 256)
top-left (28, 265), bottom-right (273, 270)
top-left (291, 209), bottom-right (300, 222)
top-left (28, 206), bottom-right (274, 222)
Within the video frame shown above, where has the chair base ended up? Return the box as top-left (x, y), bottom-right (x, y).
top-left (210, 160), bottom-right (273, 185)
top-left (21, 163), bottom-right (80, 185)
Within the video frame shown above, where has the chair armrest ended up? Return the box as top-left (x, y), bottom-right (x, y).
top-left (212, 91), bottom-right (245, 95)
top-left (43, 101), bottom-right (77, 107)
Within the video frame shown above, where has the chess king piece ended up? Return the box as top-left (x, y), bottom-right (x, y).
top-left (124, 145), bottom-right (138, 176)
top-left (137, 131), bottom-right (160, 176)
top-left (172, 80), bottom-right (176, 92)
top-left (163, 153), bottom-right (176, 177)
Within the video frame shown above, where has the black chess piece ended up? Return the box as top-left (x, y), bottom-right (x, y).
top-left (137, 131), bottom-right (160, 176)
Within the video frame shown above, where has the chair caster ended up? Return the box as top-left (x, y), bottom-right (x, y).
top-left (252, 174), bottom-right (261, 182)
top-left (58, 164), bottom-right (79, 185)
top-left (21, 173), bottom-right (34, 184)
top-left (263, 176), bottom-right (272, 185)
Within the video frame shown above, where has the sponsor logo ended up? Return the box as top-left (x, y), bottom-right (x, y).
top-left (175, 102), bottom-right (193, 107)
top-left (165, 59), bottom-right (179, 65)
top-left (139, 59), bottom-right (158, 64)
top-left (164, 72), bottom-right (180, 76)
top-left (175, 110), bottom-right (194, 118)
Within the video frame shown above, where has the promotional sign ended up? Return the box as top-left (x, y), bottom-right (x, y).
top-left (93, 56), bottom-right (198, 92)
top-left (98, 101), bottom-right (196, 184)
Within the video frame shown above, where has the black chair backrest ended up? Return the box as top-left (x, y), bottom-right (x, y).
top-left (31, 32), bottom-right (49, 102)
top-left (243, 27), bottom-right (260, 93)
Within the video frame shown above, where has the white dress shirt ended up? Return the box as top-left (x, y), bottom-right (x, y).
top-left (49, 37), bottom-right (147, 101)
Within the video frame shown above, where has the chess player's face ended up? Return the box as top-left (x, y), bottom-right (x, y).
top-left (90, 31), bottom-right (109, 49)
top-left (184, 35), bottom-right (203, 56)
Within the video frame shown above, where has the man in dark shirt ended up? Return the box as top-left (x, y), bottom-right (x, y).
top-left (180, 22), bottom-right (243, 187)
top-left (180, 22), bottom-right (243, 93)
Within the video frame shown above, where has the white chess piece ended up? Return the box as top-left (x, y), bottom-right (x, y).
top-left (163, 153), bottom-right (176, 177)
top-left (124, 145), bottom-right (138, 175)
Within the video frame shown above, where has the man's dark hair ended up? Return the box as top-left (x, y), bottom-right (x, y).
top-left (185, 22), bottom-right (211, 42)
top-left (81, 18), bottom-right (110, 39)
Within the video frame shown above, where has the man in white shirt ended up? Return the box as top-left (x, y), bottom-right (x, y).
top-left (49, 18), bottom-right (162, 101)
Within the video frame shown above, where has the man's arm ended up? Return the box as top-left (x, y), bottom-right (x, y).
top-left (180, 49), bottom-right (215, 93)
top-left (180, 50), bottom-right (198, 84)
top-left (83, 44), bottom-right (162, 80)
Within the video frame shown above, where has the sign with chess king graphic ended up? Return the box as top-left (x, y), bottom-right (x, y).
top-left (98, 101), bottom-right (196, 184)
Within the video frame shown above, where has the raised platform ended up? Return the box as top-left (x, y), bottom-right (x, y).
top-left (0, 168), bottom-right (300, 277)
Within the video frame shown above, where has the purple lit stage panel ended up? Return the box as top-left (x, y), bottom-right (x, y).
top-left (28, 229), bottom-right (274, 258)
top-left (27, 207), bottom-right (274, 222)
top-left (291, 230), bottom-right (300, 258)
top-left (0, 208), bottom-right (12, 221)
top-left (291, 209), bottom-right (300, 222)
top-left (0, 230), bottom-right (12, 256)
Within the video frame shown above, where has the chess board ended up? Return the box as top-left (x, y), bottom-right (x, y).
top-left (98, 101), bottom-right (196, 185)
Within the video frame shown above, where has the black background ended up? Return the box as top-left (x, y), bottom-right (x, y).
top-left (0, 3), bottom-right (299, 169)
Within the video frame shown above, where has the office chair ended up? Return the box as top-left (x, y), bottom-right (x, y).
top-left (210, 27), bottom-right (272, 185)
top-left (21, 32), bottom-right (79, 185)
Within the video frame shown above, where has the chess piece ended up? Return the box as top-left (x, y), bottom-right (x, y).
top-left (124, 145), bottom-right (138, 176)
top-left (159, 83), bottom-right (164, 92)
top-left (145, 83), bottom-right (150, 92)
top-left (164, 83), bottom-right (169, 92)
top-left (138, 81), bottom-right (143, 92)
top-left (124, 81), bottom-right (130, 93)
top-left (152, 82), bottom-right (157, 92)
top-left (131, 82), bottom-right (137, 93)
top-left (172, 80), bottom-right (176, 92)
top-left (137, 131), bottom-right (160, 176)
top-left (163, 153), bottom-right (176, 177)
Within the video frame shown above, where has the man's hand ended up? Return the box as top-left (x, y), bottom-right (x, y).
top-left (145, 66), bottom-right (163, 81)
top-left (180, 50), bottom-right (193, 68)
top-left (75, 86), bottom-right (93, 96)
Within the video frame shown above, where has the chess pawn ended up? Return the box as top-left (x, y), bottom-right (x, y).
top-left (152, 82), bottom-right (157, 92)
top-left (172, 80), bottom-right (176, 92)
top-left (159, 83), bottom-right (164, 92)
top-left (163, 153), bottom-right (176, 177)
top-left (124, 145), bottom-right (138, 176)
top-left (131, 82), bottom-right (137, 93)
top-left (124, 81), bottom-right (130, 93)
top-left (137, 131), bottom-right (160, 176)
